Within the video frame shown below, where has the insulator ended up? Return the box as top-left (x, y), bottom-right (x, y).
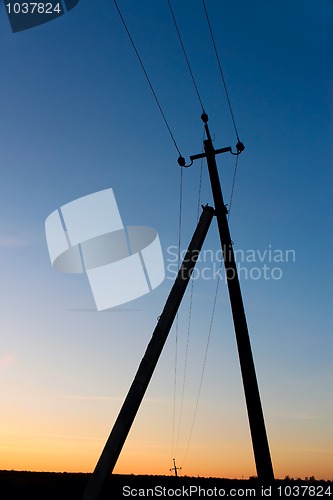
top-left (201, 112), bottom-right (209, 123)
top-left (177, 156), bottom-right (186, 167)
top-left (236, 141), bottom-right (245, 153)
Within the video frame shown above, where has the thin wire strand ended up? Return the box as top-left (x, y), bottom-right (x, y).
top-left (175, 276), bottom-right (193, 456)
top-left (227, 153), bottom-right (239, 221)
top-left (181, 269), bottom-right (222, 467)
top-left (114, 0), bottom-right (182, 157)
top-left (171, 316), bottom-right (179, 464)
top-left (174, 128), bottom-right (206, 458)
top-left (171, 166), bottom-right (183, 462)
top-left (196, 127), bottom-right (205, 222)
top-left (202, 0), bottom-right (240, 142)
top-left (167, 0), bottom-right (205, 113)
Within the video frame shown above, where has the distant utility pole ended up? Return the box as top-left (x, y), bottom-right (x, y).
top-left (170, 458), bottom-right (182, 477)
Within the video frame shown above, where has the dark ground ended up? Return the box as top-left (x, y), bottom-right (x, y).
top-left (0, 471), bottom-right (331, 499)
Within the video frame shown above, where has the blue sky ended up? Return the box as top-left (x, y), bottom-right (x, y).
top-left (0, 0), bottom-right (332, 479)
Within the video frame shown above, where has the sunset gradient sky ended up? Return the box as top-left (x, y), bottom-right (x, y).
top-left (0, 0), bottom-right (332, 480)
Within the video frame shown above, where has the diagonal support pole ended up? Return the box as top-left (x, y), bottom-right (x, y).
top-left (82, 205), bottom-right (215, 500)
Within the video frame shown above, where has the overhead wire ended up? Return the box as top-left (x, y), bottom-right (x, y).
top-left (112, 0), bottom-right (190, 465)
top-left (167, 0), bottom-right (206, 113)
top-left (166, 0), bottom-right (242, 462)
top-left (168, 0), bottom-right (245, 463)
top-left (202, 0), bottom-right (240, 142)
top-left (114, 0), bottom-right (244, 470)
top-left (174, 274), bottom-right (194, 457)
top-left (171, 165), bottom-right (184, 464)
top-left (196, 127), bottom-right (205, 222)
top-left (168, 0), bottom-right (244, 470)
top-left (113, 0), bottom-right (183, 157)
top-left (173, 126), bottom-right (205, 460)
top-left (200, 1), bottom-right (242, 220)
top-left (181, 265), bottom-right (223, 468)
top-left (228, 154), bottom-right (239, 221)
top-left (166, 0), bottom-right (208, 459)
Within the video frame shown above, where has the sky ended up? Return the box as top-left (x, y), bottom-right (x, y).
top-left (0, 0), bottom-right (332, 481)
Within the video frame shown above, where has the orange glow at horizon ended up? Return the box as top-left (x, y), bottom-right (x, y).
top-left (1, 425), bottom-right (332, 480)
top-left (1, 359), bottom-right (331, 480)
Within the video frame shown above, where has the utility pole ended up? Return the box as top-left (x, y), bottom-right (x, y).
top-left (189, 113), bottom-right (274, 482)
top-left (170, 458), bottom-right (182, 477)
top-left (82, 114), bottom-right (275, 499)
top-left (82, 205), bottom-right (215, 500)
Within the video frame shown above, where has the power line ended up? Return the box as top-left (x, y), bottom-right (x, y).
top-left (171, 313), bottom-right (179, 464)
top-left (167, 0), bottom-right (206, 113)
top-left (228, 153), bottom-right (239, 221)
top-left (113, 0), bottom-right (182, 157)
top-left (171, 166), bottom-right (184, 462)
top-left (174, 275), bottom-right (194, 456)
top-left (181, 268), bottom-right (222, 467)
top-left (196, 127), bottom-right (205, 222)
top-left (202, 0), bottom-right (240, 142)
top-left (173, 131), bottom-right (205, 458)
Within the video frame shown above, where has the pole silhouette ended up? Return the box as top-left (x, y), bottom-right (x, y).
top-left (189, 113), bottom-right (274, 482)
